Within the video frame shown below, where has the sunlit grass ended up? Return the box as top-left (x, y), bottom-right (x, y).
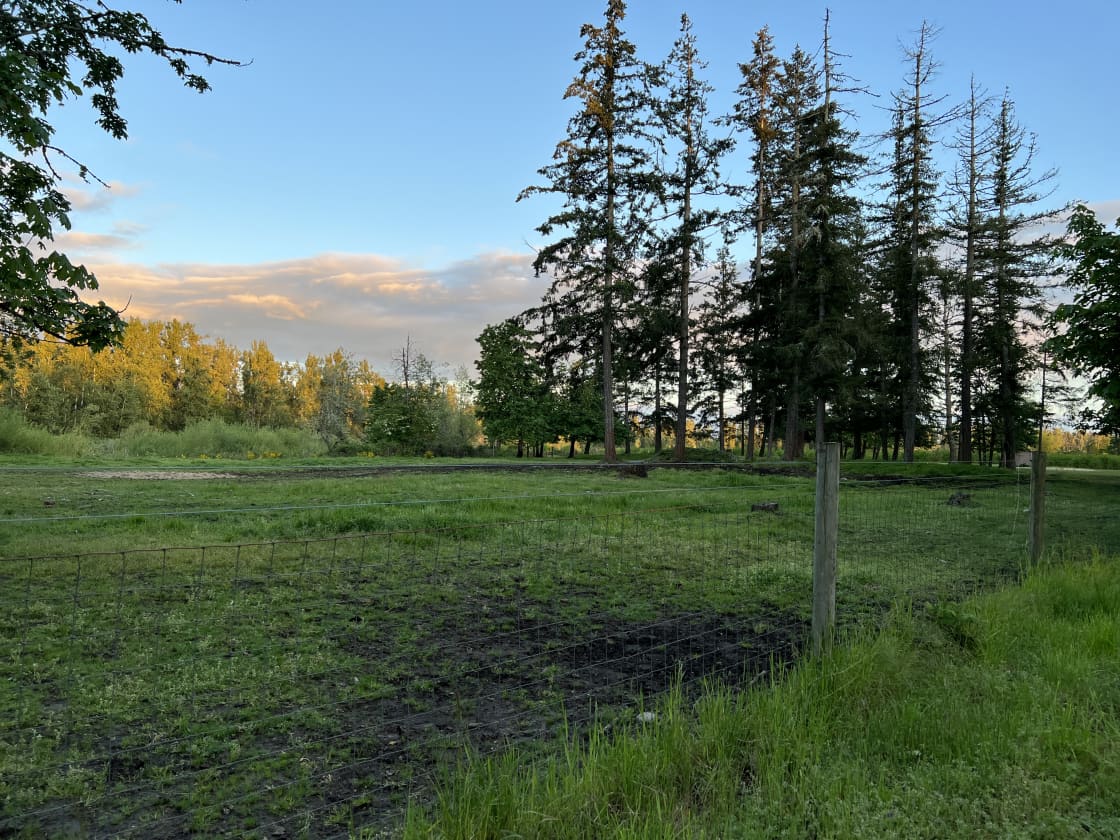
top-left (408, 556), bottom-right (1120, 839)
top-left (1, 461), bottom-right (1117, 836)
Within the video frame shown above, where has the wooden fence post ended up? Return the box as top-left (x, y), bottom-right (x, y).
top-left (1029, 451), bottom-right (1047, 564)
top-left (813, 442), bottom-right (840, 657)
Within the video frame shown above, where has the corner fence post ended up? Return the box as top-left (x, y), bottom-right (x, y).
top-left (1029, 451), bottom-right (1047, 564)
top-left (812, 442), bottom-right (840, 657)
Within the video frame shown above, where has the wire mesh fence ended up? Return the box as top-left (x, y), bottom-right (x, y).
top-left (1, 464), bottom-right (1116, 837)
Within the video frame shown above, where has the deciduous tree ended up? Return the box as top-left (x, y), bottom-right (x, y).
top-left (474, 319), bottom-right (550, 456)
top-left (1050, 205), bottom-right (1120, 435)
top-left (0, 1), bottom-right (239, 348)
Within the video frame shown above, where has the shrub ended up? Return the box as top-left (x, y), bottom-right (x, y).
top-left (115, 419), bottom-right (326, 459)
top-left (0, 408), bottom-right (90, 456)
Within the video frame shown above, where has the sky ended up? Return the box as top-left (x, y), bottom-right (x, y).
top-left (48, 0), bottom-right (1120, 377)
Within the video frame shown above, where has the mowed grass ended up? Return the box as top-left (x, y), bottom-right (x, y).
top-left (1, 459), bottom-right (1117, 837)
top-left (407, 556), bottom-right (1120, 839)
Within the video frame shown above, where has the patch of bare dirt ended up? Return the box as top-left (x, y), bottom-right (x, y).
top-left (80, 470), bottom-right (241, 480)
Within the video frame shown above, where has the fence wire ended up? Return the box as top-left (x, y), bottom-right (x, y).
top-left (2, 467), bottom-right (1116, 838)
top-left (3, 486), bottom-right (815, 838)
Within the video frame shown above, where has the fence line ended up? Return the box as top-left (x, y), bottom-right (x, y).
top-left (2, 467), bottom-right (1114, 837)
top-left (0, 481), bottom-right (757, 526)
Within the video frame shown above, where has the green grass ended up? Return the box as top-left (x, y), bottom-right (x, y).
top-left (1, 460), bottom-right (1117, 837)
top-left (0, 412), bottom-right (331, 460)
top-left (408, 556), bottom-right (1120, 839)
top-left (1048, 451), bottom-right (1120, 470)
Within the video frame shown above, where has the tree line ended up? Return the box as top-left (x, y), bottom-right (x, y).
top-left (474, 3), bottom-right (1109, 465)
top-left (0, 320), bottom-right (480, 455)
top-left (3, 2), bottom-right (1116, 463)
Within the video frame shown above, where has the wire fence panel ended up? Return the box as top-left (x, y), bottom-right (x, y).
top-left (2, 485), bottom-right (814, 838)
top-left (2, 468), bottom-right (1116, 838)
top-left (836, 476), bottom-right (1030, 629)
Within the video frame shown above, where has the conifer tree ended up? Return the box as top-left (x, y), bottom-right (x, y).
top-left (650, 13), bottom-right (732, 461)
top-left (694, 245), bottom-right (744, 452)
top-left (519, 0), bottom-right (655, 463)
top-left (875, 22), bottom-right (952, 461)
top-left (974, 94), bottom-right (1057, 466)
top-left (800, 12), bottom-right (866, 451)
top-left (728, 27), bottom-right (781, 458)
top-left (947, 78), bottom-right (994, 462)
top-left (766, 45), bottom-right (822, 460)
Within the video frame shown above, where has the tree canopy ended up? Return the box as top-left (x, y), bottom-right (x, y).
top-left (1050, 205), bottom-right (1120, 434)
top-left (1, 0), bottom-right (238, 349)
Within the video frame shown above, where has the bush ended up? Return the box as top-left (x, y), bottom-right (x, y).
top-left (0, 408), bottom-right (90, 456)
top-left (115, 419), bottom-right (326, 459)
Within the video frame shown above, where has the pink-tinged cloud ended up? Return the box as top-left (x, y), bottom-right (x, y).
top-left (60, 180), bottom-right (141, 213)
top-left (225, 293), bottom-right (309, 321)
top-left (76, 251), bottom-right (550, 374)
top-left (52, 231), bottom-right (138, 252)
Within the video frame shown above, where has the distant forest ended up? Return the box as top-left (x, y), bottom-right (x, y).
top-left (0, 319), bottom-right (478, 456)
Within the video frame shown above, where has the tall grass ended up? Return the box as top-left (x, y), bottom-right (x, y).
top-left (406, 556), bottom-right (1120, 839)
top-left (111, 419), bottom-right (326, 458)
top-left (0, 408), bottom-right (89, 456)
top-left (0, 411), bottom-right (327, 460)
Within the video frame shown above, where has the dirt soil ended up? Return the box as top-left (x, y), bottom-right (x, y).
top-left (270, 601), bottom-right (807, 837)
top-left (81, 470), bottom-right (242, 480)
top-left (75, 600), bottom-right (808, 839)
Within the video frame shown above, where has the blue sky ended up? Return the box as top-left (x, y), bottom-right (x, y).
top-left (55, 0), bottom-right (1120, 374)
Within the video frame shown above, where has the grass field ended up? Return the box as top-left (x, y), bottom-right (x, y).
top-left (408, 557), bottom-right (1120, 838)
top-left (1, 459), bottom-right (1117, 837)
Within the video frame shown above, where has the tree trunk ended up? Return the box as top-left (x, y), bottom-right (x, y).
top-left (765, 401), bottom-right (777, 457)
top-left (958, 82), bottom-right (980, 464)
top-left (785, 369), bottom-right (801, 460)
top-left (717, 386), bottom-right (726, 452)
top-left (623, 382), bottom-right (631, 456)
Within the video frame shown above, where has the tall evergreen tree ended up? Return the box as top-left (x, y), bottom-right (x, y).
top-left (694, 245), bottom-right (744, 452)
top-left (974, 93), bottom-right (1057, 466)
top-left (801, 12), bottom-right (866, 450)
top-left (875, 22), bottom-right (952, 461)
top-left (766, 46), bottom-right (822, 459)
top-left (650, 13), bottom-right (732, 461)
top-left (728, 27), bottom-right (781, 458)
top-left (947, 78), bottom-right (994, 462)
top-left (518, 0), bottom-right (655, 463)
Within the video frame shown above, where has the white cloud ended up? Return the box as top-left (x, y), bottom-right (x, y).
top-left (78, 251), bottom-right (550, 374)
top-left (1088, 199), bottom-right (1120, 224)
